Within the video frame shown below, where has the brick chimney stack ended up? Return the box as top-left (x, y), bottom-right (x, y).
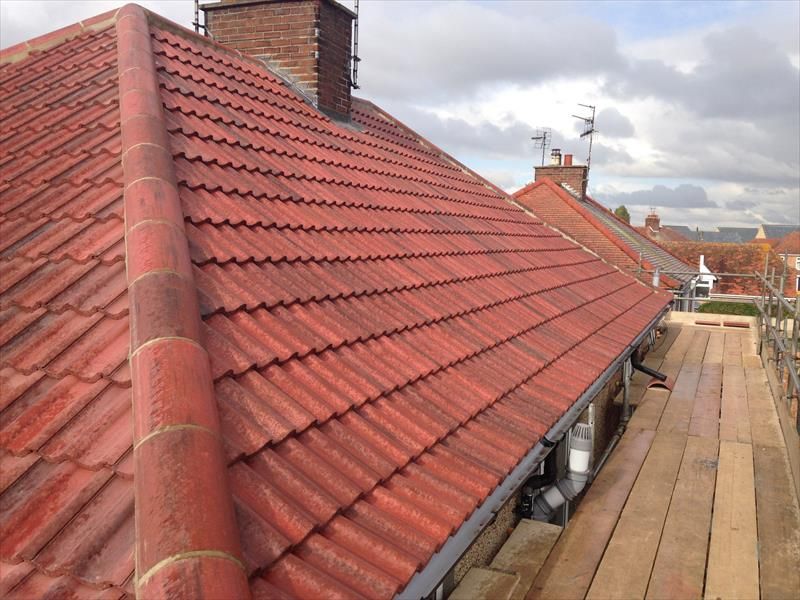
top-left (645, 211), bottom-right (661, 232)
top-left (201, 0), bottom-right (355, 119)
top-left (534, 157), bottom-right (588, 199)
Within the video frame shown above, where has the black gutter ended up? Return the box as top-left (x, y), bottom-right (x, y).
top-left (397, 304), bottom-right (670, 599)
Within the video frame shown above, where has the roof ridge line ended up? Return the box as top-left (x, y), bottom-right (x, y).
top-left (582, 191), bottom-right (693, 272)
top-left (543, 179), bottom-right (672, 286)
top-left (115, 5), bottom-right (250, 597)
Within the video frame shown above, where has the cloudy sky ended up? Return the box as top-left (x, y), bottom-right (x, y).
top-left (2, 0), bottom-right (798, 229)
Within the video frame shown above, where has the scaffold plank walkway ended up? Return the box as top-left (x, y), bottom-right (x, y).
top-left (526, 321), bottom-right (800, 600)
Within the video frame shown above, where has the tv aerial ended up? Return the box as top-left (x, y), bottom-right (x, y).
top-left (572, 104), bottom-right (596, 171)
top-left (531, 128), bottom-right (552, 166)
top-left (572, 104), bottom-right (597, 198)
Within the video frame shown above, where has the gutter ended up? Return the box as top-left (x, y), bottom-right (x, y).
top-left (398, 304), bottom-right (670, 600)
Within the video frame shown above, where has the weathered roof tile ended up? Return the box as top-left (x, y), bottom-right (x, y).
top-left (0, 6), bottom-right (671, 598)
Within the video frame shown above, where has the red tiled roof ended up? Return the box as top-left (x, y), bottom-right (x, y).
top-left (774, 231), bottom-right (800, 256)
top-left (662, 241), bottom-right (798, 296)
top-left (513, 180), bottom-right (682, 290)
top-left (636, 225), bottom-right (690, 242)
top-left (0, 5), bottom-right (670, 598)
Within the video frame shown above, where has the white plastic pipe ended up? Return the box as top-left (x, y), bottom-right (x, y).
top-left (532, 423), bottom-right (592, 521)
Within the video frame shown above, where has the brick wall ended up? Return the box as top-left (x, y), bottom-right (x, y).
top-left (534, 165), bottom-right (588, 198)
top-left (317, 0), bottom-right (352, 116)
top-left (202, 0), bottom-right (353, 118)
top-left (645, 213), bottom-right (661, 231)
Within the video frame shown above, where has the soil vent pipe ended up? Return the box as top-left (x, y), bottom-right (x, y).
top-left (532, 423), bottom-right (592, 521)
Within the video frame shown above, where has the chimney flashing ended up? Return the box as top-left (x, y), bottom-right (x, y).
top-left (201, 0), bottom-right (355, 119)
top-left (534, 161), bottom-right (589, 200)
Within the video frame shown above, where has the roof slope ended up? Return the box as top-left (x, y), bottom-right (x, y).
top-left (577, 194), bottom-right (695, 284)
top-left (0, 13), bottom-right (135, 598)
top-left (662, 226), bottom-right (759, 243)
top-left (664, 224), bottom-right (694, 239)
top-left (760, 224), bottom-right (800, 239)
top-left (0, 6), bottom-right (670, 598)
top-left (774, 231), bottom-right (800, 255)
top-left (513, 179), bottom-right (690, 290)
top-left (635, 225), bottom-right (690, 242)
top-left (716, 227), bottom-right (758, 243)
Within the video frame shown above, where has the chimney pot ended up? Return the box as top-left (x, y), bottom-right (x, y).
top-left (563, 154), bottom-right (573, 166)
top-left (550, 148), bottom-right (562, 166)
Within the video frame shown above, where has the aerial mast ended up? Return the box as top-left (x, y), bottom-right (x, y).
top-left (572, 104), bottom-right (596, 198)
top-left (530, 128), bottom-right (551, 167)
top-left (351, 0), bottom-right (361, 89)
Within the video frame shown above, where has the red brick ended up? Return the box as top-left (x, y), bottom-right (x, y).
top-left (534, 165), bottom-right (588, 197)
top-left (202, 0), bottom-right (353, 117)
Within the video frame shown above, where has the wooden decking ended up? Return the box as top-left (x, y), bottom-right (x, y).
top-left (527, 322), bottom-right (800, 600)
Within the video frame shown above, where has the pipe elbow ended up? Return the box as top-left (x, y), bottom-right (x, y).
top-left (531, 423), bottom-right (593, 521)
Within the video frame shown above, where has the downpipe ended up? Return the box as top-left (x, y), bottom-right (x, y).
top-left (518, 447), bottom-right (558, 519)
top-left (631, 355), bottom-right (667, 382)
top-left (592, 348), bottom-right (668, 481)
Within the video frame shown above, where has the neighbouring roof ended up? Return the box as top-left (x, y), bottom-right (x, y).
top-left (662, 226), bottom-right (758, 243)
top-left (774, 231), bottom-right (800, 256)
top-left (759, 224), bottom-right (800, 239)
top-left (635, 225), bottom-right (689, 243)
top-left (717, 227), bottom-right (758, 242)
top-left (663, 224), bottom-right (694, 239)
top-left (662, 241), bottom-right (798, 296)
top-left (0, 6), bottom-right (670, 598)
top-left (514, 180), bottom-right (694, 291)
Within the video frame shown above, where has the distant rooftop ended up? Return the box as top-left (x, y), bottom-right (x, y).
top-left (663, 226), bottom-right (758, 243)
top-left (759, 224), bottom-right (800, 240)
top-left (662, 224), bottom-right (800, 244)
top-left (513, 179), bottom-right (695, 292)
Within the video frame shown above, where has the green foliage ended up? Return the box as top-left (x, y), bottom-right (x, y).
top-left (614, 205), bottom-right (630, 223)
top-left (696, 301), bottom-right (758, 317)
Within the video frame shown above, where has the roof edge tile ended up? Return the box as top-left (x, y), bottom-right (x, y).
top-left (116, 5), bottom-right (250, 597)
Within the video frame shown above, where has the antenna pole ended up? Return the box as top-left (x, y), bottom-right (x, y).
top-left (572, 103), bottom-right (596, 199)
top-left (193, 0), bottom-right (199, 34)
top-left (542, 131), bottom-right (548, 166)
top-left (351, 0), bottom-right (361, 89)
top-left (531, 128), bottom-right (551, 168)
top-left (584, 104), bottom-right (596, 172)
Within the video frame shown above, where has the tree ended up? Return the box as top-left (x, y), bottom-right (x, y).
top-left (614, 205), bottom-right (630, 223)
